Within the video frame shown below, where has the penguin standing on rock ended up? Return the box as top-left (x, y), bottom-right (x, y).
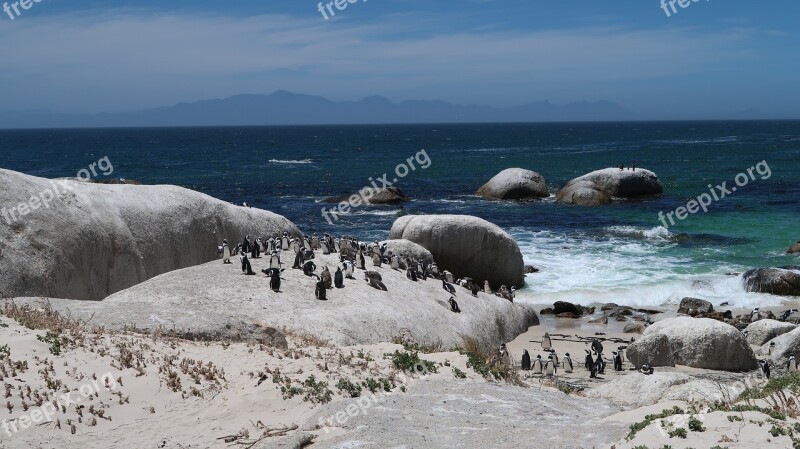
top-left (315, 276), bottom-right (328, 301)
top-left (484, 280), bottom-right (491, 294)
top-left (442, 278), bottom-right (456, 295)
top-left (334, 267), bottom-right (344, 288)
top-left (221, 240), bottom-right (231, 264)
top-left (343, 261), bottom-right (355, 279)
top-left (448, 296), bottom-right (461, 313)
top-left (788, 355), bottom-right (797, 372)
top-left (759, 360), bottom-right (771, 379)
top-left (406, 267), bottom-right (418, 281)
top-left (521, 350), bottom-right (531, 370)
top-left (639, 363), bottom-right (654, 375)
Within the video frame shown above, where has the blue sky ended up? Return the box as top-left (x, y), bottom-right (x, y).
top-left (0, 0), bottom-right (798, 118)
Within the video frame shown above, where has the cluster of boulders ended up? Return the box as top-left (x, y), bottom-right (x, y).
top-left (539, 301), bottom-right (595, 318)
top-left (743, 266), bottom-right (800, 296)
top-left (788, 241), bottom-right (800, 254)
top-left (475, 166), bottom-right (664, 207)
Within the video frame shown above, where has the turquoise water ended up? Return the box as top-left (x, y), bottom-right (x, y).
top-left (1, 121), bottom-right (798, 307)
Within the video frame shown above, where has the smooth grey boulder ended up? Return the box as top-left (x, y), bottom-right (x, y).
top-left (763, 326), bottom-right (800, 367)
top-left (378, 239), bottom-right (434, 265)
top-left (321, 187), bottom-right (410, 204)
top-left (476, 168), bottom-right (549, 200)
top-left (0, 169), bottom-right (301, 301)
top-left (744, 319), bottom-right (796, 346)
top-left (556, 168), bottom-right (663, 205)
top-left (624, 322), bottom-right (646, 334)
top-left (14, 252), bottom-right (539, 354)
top-left (390, 214), bottom-right (525, 288)
top-left (743, 266), bottom-right (800, 296)
top-left (627, 317), bottom-right (757, 371)
top-left (677, 297), bottom-right (714, 315)
top-left (788, 241), bottom-right (800, 254)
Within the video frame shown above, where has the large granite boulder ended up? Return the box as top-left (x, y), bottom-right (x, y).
top-left (743, 266), bottom-right (800, 296)
top-left (556, 168), bottom-right (663, 205)
top-left (788, 241), bottom-right (800, 254)
top-left (744, 319), bottom-right (796, 346)
top-left (321, 187), bottom-right (410, 205)
top-left (0, 169), bottom-right (302, 301)
top-left (762, 327), bottom-right (800, 367)
top-left (378, 239), bottom-right (434, 265)
top-left (390, 215), bottom-right (525, 288)
top-left (626, 317), bottom-right (757, 371)
top-left (476, 168), bottom-right (549, 200)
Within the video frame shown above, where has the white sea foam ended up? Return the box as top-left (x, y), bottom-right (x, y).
top-left (269, 158), bottom-right (314, 164)
top-left (510, 226), bottom-right (788, 309)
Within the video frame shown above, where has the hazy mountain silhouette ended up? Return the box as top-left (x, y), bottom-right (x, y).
top-left (0, 91), bottom-right (638, 129)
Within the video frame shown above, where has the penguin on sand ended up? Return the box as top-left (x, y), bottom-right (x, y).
top-left (263, 268), bottom-right (282, 292)
top-left (406, 267), bottom-right (418, 282)
top-left (221, 240), bottom-right (231, 264)
top-left (334, 267), bottom-right (344, 288)
top-left (595, 352), bottom-right (606, 375)
top-left (242, 236), bottom-right (251, 255)
top-left (788, 355), bottom-right (797, 372)
top-left (343, 260), bottom-right (355, 279)
top-left (759, 360), bottom-right (771, 379)
top-left (532, 355), bottom-right (543, 374)
top-left (240, 252), bottom-right (255, 275)
top-left (357, 251), bottom-right (366, 270)
top-left (541, 333), bottom-right (552, 351)
top-left (613, 351), bottom-right (623, 371)
top-left (448, 296), bottom-right (461, 313)
top-left (315, 276), bottom-right (328, 301)
top-left (270, 251), bottom-right (281, 270)
top-left (303, 260), bottom-right (317, 277)
top-left (390, 254), bottom-right (400, 270)
top-left (321, 266), bottom-right (333, 289)
top-left (251, 239), bottom-right (260, 259)
top-left (372, 252), bottom-right (382, 267)
top-left (591, 339), bottom-right (604, 355)
top-left (562, 353), bottom-right (574, 373)
top-left (521, 350), bottom-right (531, 370)
top-left (442, 278), bottom-right (456, 295)
top-left (584, 350), bottom-right (593, 371)
top-left (281, 233), bottom-right (290, 251)
top-left (365, 271), bottom-right (387, 291)
top-left (292, 249), bottom-right (305, 269)
top-left (545, 354), bottom-right (557, 376)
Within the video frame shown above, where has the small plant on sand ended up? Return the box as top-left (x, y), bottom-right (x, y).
top-left (391, 337), bottom-right (443, 354)
top-left (37, 331), bottom-right (62, 355)
top-left (386, 350), bottom-right (437, 375)
top-left (769, 424), bottom-right (787, 437)
top-left (627, 406), bottom-right (685, 441)
top-left (335, 378), bottom-right (362, 398)
top-left (668, 427), bottom-right (687, 439)
top-left (632, 446), bottom-right (649, 449)
top-left (362, 377), bottom-right (394, 393)
top-left (738, 372), bottom-right (800, 418)
top-left (688, 415), bottom-right (705, 432)
top-left (302, 375), bottom-right (332, 404)
top-left (0, 344), bottom-right (9, 360)
top-left (452, 367), bottom-right (466, 379)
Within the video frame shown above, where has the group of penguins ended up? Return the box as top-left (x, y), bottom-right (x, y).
top-left (218, 232), bottom-right (516, 309)
top-left (514, 333), bottom-right (651, 379)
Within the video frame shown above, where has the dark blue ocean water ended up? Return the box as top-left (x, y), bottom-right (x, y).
top-left (1, 121), bottom-right (799, 307)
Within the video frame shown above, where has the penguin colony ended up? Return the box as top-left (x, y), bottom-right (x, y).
top-left (219, 232), bottom-right (518, 310)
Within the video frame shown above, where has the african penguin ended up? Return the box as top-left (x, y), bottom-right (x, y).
top-left (532, 355), bottom-right (543, 374)
top-left (521, 350), bottom-right (531, 370)
top-left (562, 353), bottom-right (573, 373)
top-left (541, 333), bottom-right (552, 351)
top-left (759, 360), bottom-right (771, 379)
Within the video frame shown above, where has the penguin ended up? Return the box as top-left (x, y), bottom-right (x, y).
top-left (372, 252), bottom-right (382, 267)
top-left (242, 236), bottom-right (251, 254)
top-left (595, 352), bottom-right (605, 375)
top-left (321, 266), bottom-right (333, 289)
top-left (334, 267), bottom-right (344, 288)
top-left (365, 271), bottom-right (387, 291)
top-left (334, 238), bottom-right (341, 253)
top-left (780, 309), bottom-right (799, 322)
top-left (303, 236), bottom-right (312, 252)
top-left (257, 238), bottom-right (265, 255)
top-left (268, 268), bottom-right (281, 292)
top-left (613, 351), bottom-right (623, 371)
top-left (750, 307), bottom-right (761, 323)
top-left (521, 349), bottom-right (531, 370)
top-left (484, 280), bottom-right (492, 294)
top-left (448, 296), bottom-right (461, 313)
top-left (270, 251), bottom-right (282, 270)
top-left (562, 353), bottom-right (574, 373)
top-left (343, 260), bottom-right (355, 279)
top-left (290, 239), bottom-right (300, 254)
top-left (221, 240), bottom-right (231, 264)
top-left (251, 239), bottom-right (260, 259)
top-left (584, 350), bottom-right (593, 371)
top-left (391, 254), bottom-right (400, 270)
top-left (321, 240), bottom-right (330, 255)
top-left (406, 267), bottom-right (418, 282)
top-left (591, 339), bottom-right (603, 355)
top-left (281, 233), bottom-right (290, 251)
top-left (470, 283), bottom-right (479, 297)
top-left (311, 234), bottom-right (319, 250)
top-left (442, 278), bottom-right (456, 295)
top-left (293, 249), bottom-right (305, 269)
top-left (759, 360), bottom-right (771, 379)
top-left (532, 355), bottom-right (543, 374)
top-left (315, 277), bottom-right (328, 301)
top-left (769, 341), bottom-right (776, 355)
top-left (640, 363), bottom-right (654, 375)
top-left (548, 349), bottom-right (559, 368)
top-left (303, 260), bottom-right (317, 276)
top-left (429, 263), bottom-right (439, 277)
top-left (445, 271), bottom-right (455, 284)
top-left (357, 251), bottom-right (366, 270)
top-left (788, 355), bottom-right (797, 372)
top-left (541, 333), bottom-right (552, 351)
top-left (545, 354), bottom-right (556, 376)
top-left (240, 252), bottom-right (255, 275)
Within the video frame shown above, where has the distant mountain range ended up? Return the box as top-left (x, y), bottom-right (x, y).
top-left (0, 91), bottom-right (639, 129)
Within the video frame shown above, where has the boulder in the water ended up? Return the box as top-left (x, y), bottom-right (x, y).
top-left (322, 187), bottom-right (410, 205)
top-left (742, 266), bottom-right (800, 296)
top-left (677, 297), bottom-right (714, 316)
top-left (476, 168), bottom-right (549, 200)
top-left (556, 168), bottom-right (663, 206)
top-left (788, 241), bottom-right (800, 254)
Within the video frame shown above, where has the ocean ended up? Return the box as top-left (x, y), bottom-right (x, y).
top-left (1, 121), bottom-right (799, 309)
